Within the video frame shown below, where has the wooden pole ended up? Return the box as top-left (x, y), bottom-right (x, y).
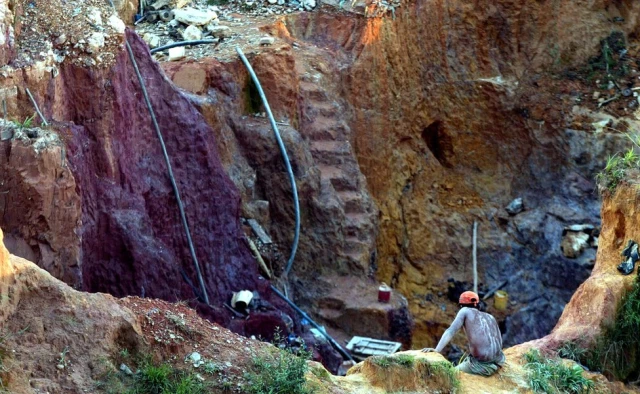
top-left (473, 221), bottom-right (478, 294)
top-left (25, 88), bottom-right (48, 127)
top-left (246, 237), bottom-right (272, 279)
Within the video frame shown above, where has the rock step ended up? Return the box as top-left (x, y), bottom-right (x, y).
top-left (306, 101), bottom-right (338, 118)
top-left (337, 191), bottom-right (369, 214)
top-left (318, 165), bottom-right (359, 192)
top-left (310, 141), bottom-right (355, 166)
top-left (299, 81), bottom-right (329, 102)
top-left (343, 236), bottom-right (372, 256)
top-left (344, 212), bottom-right (375, 238)
top-left (304, 117), bottom-right (350, 141)
top-left (310, 140), bottom-right (351, 154)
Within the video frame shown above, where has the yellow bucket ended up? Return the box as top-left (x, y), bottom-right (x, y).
top-left (494, 290), bottom-right (508, 311)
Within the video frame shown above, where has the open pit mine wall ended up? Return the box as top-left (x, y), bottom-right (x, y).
top-left (1, 0), bottom-right (640, 350)
top-left (0, 29), bottom-right (296, 338)
top-left (275, 0), bottom-right (640, 346)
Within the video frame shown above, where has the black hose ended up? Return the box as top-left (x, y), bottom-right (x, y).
top-left (236, 46), bottom-right (300, 278)
top-left (150, 40), bottom-right (218, 54)
top-left (123, 39), bottom-right (210, 305)
top-left (106, 0), bottom-right (211, 305)
top-left (271, 285), bottom-right (354, 362)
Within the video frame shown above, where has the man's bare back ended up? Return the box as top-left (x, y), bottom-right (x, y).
top-left (421, 291), bottom-right (504, 376)
top-left (455, 307), bottom-right (502, 361)
top-left (423, 307), bottom-right (502, 361)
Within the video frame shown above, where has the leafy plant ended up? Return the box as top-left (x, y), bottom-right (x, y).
top-left (12, 114), bottom-right (35, 130)
top-left (596, 139), bottom-right (640, 193)
top-left (558, 341), bottom-right (588, 365)
top-left (583, 31), bottom-right (629, 82)
top-left (584, 273), bottom-right (640, 381)
top-left (124, 361), bottom-right (208, 394)
top-left (523, 349), bottom-right (594, 394)
top-left (245, 347), bottom-right (313, 394)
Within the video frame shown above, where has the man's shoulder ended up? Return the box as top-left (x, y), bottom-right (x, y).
top-left (464, 308), bottom-right (496, 319)
top-left (477, 310), bottom-right (499, 324)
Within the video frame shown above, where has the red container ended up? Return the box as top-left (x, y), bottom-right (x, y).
top-left (378, 284), bottom-right (391, 303)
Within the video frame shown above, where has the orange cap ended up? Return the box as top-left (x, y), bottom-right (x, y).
top-left (459, 291), bottom-right (479, 305)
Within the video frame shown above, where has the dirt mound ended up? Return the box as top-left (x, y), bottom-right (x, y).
top-left (0, 226), bottom-right (275, 393)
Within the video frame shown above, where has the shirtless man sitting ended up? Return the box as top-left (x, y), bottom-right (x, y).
top-left (422, 291), bottom-right (505, 376)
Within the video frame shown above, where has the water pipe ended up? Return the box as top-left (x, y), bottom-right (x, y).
top-left (150, 39), bottom-right (218, 54)
top-left (106, 0), bottom-right (210, 305)
top-left (236, 46), bottom-right (300, 278)
top-left (271, 285), bottom-right (354, 362)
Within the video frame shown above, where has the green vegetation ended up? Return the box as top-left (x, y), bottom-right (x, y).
top-left (583, 274), bottom-right (640, 381)
top-left (596, 134), bottom-right (640, 193)
top-left (370, 356), bottom-right (393, 368)
top-left (202, 361), bottom-right (222, 375)
top-left (245, 345), bottom-right (313, 394)
top-left (523, 350), bottom-right (594, 394)
top-left (583, 31), bottom-right (629, 82)
top-left (370, 354), bottom-right (416, 368)
top-left (95, 356), bottom-right (210, 394)
top-left (421, 360), bottom-right (460, 392)
top-left (395, 354), bottom-right (416, 368)
top-left (557, 341), bottom-right (588, 365)
top-left (552, 275), bottom-right (640, 384)
top-left (12, 114), bottom-right (35, 130)
top-left (125, 361), bottom-right (208, 394)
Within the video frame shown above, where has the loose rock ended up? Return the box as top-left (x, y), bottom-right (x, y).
top-left (259, 36), bottom-right (275, 46)
top-left (182, 25), bottom-right (203, 41)
top-left (173, 8), bottom-right (218, 26)
top-left (505, 198), bottom-right (524, 215)
top-left (208, 25), bottom-right (231, 39)
top-left (168, 46), bottom-right (186, 61)
top-left (561, 231), bottom-right (590, 258)
top-left (87, 33), bottom-right (105, 52)
top-left (86, 7), bottom-right (103, 26)
top-left (120, 363), bottom-right (133, 375)
top-left (108, 14), bottom-right (126, 34)
top-left (143, 33), bottom-right (161, 49)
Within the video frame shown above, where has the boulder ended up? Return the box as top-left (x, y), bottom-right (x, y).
top-left (108, 13), bottom-right (126, 34)
top-left (306, 275), bottom-right (413, 348)
top-left (173, 7), bottom-right (217, 26)
top-left (182, 25), bottom-right (202, 41)
top-left (561, 231), bottom-right (590, 258)
top-left (208, 25), bottom-right (231, 39)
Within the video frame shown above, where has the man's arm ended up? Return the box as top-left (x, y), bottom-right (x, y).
top-left (422, 308), bottom-right (467, 353)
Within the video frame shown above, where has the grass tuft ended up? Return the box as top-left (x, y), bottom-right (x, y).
top-left (596, 141), bottom-right (640, 193)
top-left (523, 349), bottom-right (594, 394)
top-left (95, 356), bottom-right (209, 394)
top-left (583, 273), bottom-right (640, 381)
top-left (245, 347), bottom-right (313, 394)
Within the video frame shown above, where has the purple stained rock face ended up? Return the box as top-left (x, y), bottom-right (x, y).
top-left (63, 31), bottom-right (288, 328)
